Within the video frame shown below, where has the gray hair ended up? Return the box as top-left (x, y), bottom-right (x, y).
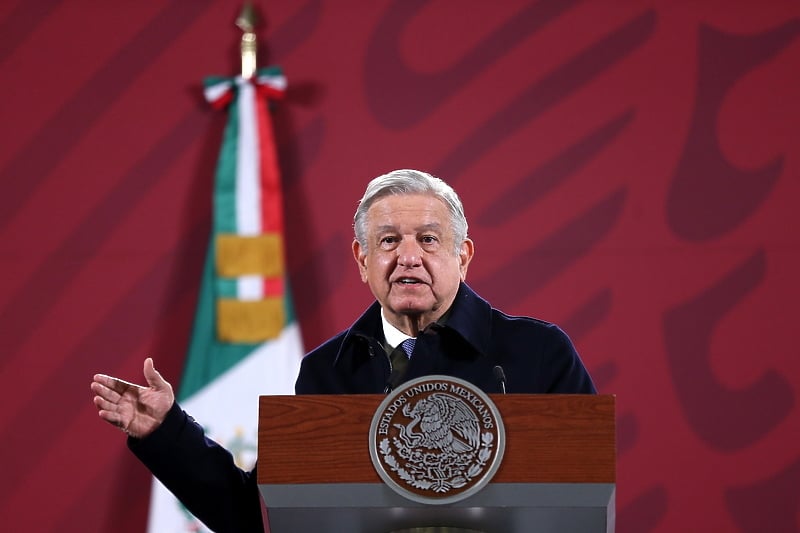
top-left (353, 169), bottom-right (468, 254)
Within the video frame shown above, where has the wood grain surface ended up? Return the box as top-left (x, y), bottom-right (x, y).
top-left (258, 394), bottom-right (615, 485)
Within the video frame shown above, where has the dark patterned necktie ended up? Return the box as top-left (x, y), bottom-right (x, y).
top-left (389, 338), bottom-right (415, 383)
top-left (400, 337), bottom-right (416, 357)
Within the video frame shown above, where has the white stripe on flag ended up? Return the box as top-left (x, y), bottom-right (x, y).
top-left (203, 80), bottom-right (233, 103)
top-left (236, 79), bottom-right (261, 236)
top-left (237, 275), bottom-right (263, 300)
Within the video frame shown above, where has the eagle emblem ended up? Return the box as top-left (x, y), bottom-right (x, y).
top-left (369, 376), bottom-right (505, 504)
top-left (396, 393), bottom-right (480, 453)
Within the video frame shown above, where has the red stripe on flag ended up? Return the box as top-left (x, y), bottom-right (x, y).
top-left (256, 82), bottom-right (285, 101)
top-left (254, 94), bottom-right (284, 234)
top-left (209, 90), bottom-right (234, 110)
top-left (263, 276), bottom-right (284, 297)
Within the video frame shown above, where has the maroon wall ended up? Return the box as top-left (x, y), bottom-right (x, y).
top-left (0, 1), bottom-right (798, 531)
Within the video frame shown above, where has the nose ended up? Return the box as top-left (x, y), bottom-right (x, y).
top-left (397, 238), bottom-right (422, 267)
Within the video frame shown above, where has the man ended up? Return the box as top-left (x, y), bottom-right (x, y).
top-left (91, 169), bottom-right (595, 532)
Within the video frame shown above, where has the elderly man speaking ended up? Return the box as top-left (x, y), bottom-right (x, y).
top-left (91, 169), bottom-right (596, 532)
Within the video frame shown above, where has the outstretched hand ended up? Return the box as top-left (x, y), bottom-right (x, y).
top-left (91, 358), bottom-right (174, 439)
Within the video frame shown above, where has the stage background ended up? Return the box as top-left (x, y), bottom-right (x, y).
top-left (0, 0), bottom-right (797, 531)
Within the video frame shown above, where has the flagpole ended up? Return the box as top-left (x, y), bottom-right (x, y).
top-left (236, 2), bottom-right (258, 80)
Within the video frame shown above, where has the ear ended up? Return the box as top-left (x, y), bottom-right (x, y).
top-left (458, 238), bottom-right (475, 280)
top-left (352, 239), bottom-right (368, 283)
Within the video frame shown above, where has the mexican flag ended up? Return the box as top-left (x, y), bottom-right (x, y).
top-left (146, 67), bottom-right (303, 533)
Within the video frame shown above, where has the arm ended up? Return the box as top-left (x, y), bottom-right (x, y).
top-left (128, 403), bottom-right (263, 533)
top-left (91, 359), bottom-right (264, 533)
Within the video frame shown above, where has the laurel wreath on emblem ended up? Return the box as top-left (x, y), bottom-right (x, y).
top-left (378, 392), bottom-right (496, 493)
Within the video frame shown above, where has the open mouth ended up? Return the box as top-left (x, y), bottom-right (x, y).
top-left (396, 278), bottom-right (423, 285)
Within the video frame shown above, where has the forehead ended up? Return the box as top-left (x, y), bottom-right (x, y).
top-left (366, 193), bottom-right (450, 230)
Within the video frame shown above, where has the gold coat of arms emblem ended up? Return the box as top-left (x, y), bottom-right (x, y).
top-left (369, 375), bottom-right (506, 504)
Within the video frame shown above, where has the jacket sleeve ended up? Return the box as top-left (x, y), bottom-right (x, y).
top-left (542, 324), bottom-right (597, 394)
top-left (127, 403), bottom-right (264, 533)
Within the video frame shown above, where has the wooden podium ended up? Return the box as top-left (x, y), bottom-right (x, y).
top-left (258, 394), bottom-right (615, 532)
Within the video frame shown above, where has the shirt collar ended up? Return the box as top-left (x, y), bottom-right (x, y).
top-left (381, 308), bottom-right (415, 349)
top-left (335, 282), bottom-right (493, 365)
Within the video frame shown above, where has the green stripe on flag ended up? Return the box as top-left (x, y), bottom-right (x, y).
top-left (216, 277), bottom-right (238, 299)
top-left (213, 96), bottom-right (240, 235)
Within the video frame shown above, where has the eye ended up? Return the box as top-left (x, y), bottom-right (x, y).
top-left (420, 235), bottom-right (439, 245)
top-left (379, 236), bottom-right (399, 248)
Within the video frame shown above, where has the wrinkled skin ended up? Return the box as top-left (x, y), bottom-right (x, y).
top-left (353, 193), bottom-right (474, 336)
top-left (90, 357), bottom-right (174, 438)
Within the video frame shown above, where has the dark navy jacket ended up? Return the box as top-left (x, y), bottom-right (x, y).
top-left (129, 283), bottom-right (595, 532)
top-left (296, 282), bottom-right (595, 395)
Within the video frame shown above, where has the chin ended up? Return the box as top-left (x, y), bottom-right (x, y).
top-left (390, 301), bottom-right (433, 316)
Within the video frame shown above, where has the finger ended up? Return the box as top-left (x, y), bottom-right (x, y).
top-left (95, 398), bottom-right (134, 432)
top-left (91, 381), bottom-right (122, 402)
top-left (93, 374), bottom-right (126, 393)
top-left (104, 414), bottom-right (130, 434)
top-left (143, 357), bottom-right (169, 391)
top-left (96, 407), bottom-right (124, 427)
top-left (91, 379), bottom-right (140, 405)
top-left (93, 394), bottom-right (120, 412)
top-left (110, 376), bottom-right (146, 390)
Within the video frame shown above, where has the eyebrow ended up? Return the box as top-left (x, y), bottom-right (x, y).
top-left (374, 223), bottom-right (444, 234)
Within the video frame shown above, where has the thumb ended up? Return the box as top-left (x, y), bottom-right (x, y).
top-left (143, 357), bottom-right (169, 391)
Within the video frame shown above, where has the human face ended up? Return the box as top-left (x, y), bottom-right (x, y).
top-left (353, 193), bottom-right (474, 335)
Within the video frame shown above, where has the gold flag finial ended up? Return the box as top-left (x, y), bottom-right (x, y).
top-left (236, 3), bottom-right (259, 79)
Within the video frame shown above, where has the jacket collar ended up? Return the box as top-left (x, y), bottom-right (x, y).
top-left (444, 282), bottom-right (494, 355)
top-left (333, 282), bottom-right (493, 365)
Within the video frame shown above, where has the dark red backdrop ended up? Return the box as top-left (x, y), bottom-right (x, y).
top-left (0, 1), bottom-right (798, 531)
